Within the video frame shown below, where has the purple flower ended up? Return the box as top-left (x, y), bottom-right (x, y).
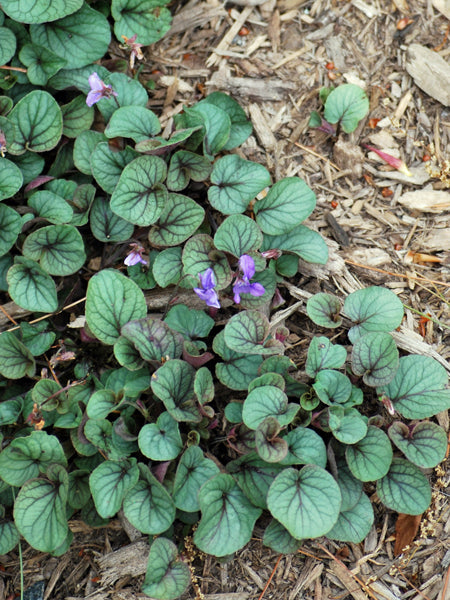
top-left (233, 254), bottom-right (265, 304)
top-left (86, 72), bottom-right (118, 107)
top-left (124, 243), bottom-right (147, 266)
top-left (194, 268), bottom-right (220, 308)
top-left (120, 34), bottom-right (144, 69)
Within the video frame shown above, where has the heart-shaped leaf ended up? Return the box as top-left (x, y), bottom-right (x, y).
top-left (0, 521), bottom-right (19, 554)
top-left (111, 0), bottom-right (172, 45)
top-left (1, 0), bottom-right (83, 23)
top-left (194, 473), bottom-right (262, 556)
top-left (377, 355), bottom-right (450, 419)
top-left (254, 177), bottom-right (316, 235)
top-left (279, 427), bottom-right (327, 467)
top-left (61, 95), bottom-right (94, 138)
top-left (226, 453), bottom-right (284, 509)
top-left (243, 386), bottom-right (298, 430)
top-left (91, 143), bottom-right (139, 194)
top-left (376, 458), bottom-right (431, 515)
top-left (213, 330), bottom-right (263, 390)
top-left (255, 417), bottom-right (289, 463)
top-left (186, 103), bottom-right (230, 157)
top-left (73, 130), bottom-right (107, 175)
top-left (138, 412), bottom-right (182, 461)
top-left (110, 155), bottom-right (167, 226)
top-left (388, 421), bottom-right (447, 468)
top-left (121, 317), bottom-right (184, 361)
top-left (306, 293), bottom-right (342, 328)
top-left (208, 154), bottom-right (271, 214)
top-left (344, 287), bottom-right (404, 343)
top-left (345, 426), bottom-right (393, 482)
top-left (152, 247), bottom-right (183, 287)
top-left (85, 269), bottom-right (147, 345)
top-left (305, 337), bottom-right (347, 378)
top-left (89, 196), bottom-right (134, 243)
top-left (105, 106), bottom-right (161, 142)
top-left (89, 458), bottom-right (139, 518)
top-left (167, 150), bottom-right (212, 191)
top-left (182, 234), bottom-right (232, 290)
top-left (22, 224), bottom-right (85, 276)
top-left (267, 465), bottom-right (341, 539)
top-left (263, 519), bottom-right (302, 554)
top-left (313, 370), bottom-right (352, 406)
top-left (324, 84), bottom-right (369, 133)
top-left (351, 332), bottom-right (399, 386)
top-left (142, 537), bottom-right (191, 600)
top-left (203, 91), bottom-right (253, 149)
top-left (28, 190), bottom-right (73, 225)
top-left (261, 225), bottom-right (329, 264)
top-left (19, 44), bottom-right (67, 86)
top-left (173, 446), bottom-right (220, 512)
top-left (14, 464), bottom-right (69, 553)
top-left (8, 91), bottom-right (62, 155)
top-left (7, 257), bottom-right (58, 312)
top-left (327, 491), bottom-right (374, 543)
top-left (328, 406), bottom-right (368, 444)
top-left (29, 4), bottom-right (110, 69)
top-left (123, 463), bottom-right (175, 534)
top-left (223, 310), bottom-right (284, 355)
top-left (214, 214), bottom-right (263, 257)
top-left (0, 397), bottom-right (23, 426)
top-left (0, 204), bottom-right (22, 256)
top-left (0, 331), bottom-right (35, 379)
top-left (0, 159), bottom-right (23, 201)
top-left (151, 359), bottom-right (201, 422)
top-left (148, 192), bottom-right (205, 246)
top-left (164, 304), bottom-right (214, 341)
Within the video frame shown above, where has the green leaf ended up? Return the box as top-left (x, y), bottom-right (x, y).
top-left (61, 95), bottom-right (94, 138)
top-left (263, 519), bottom-right (302, 554)
top-left (86, 389), bottom-right (117, 420)
top-left (167, 150), bottom-right (212, 191)
top-left (110, 155), bottom-right (167, 226)
top-left (85, 269), bottom-right (147, 345)
top-left (9, 152), bottom-right (44, 184)
top-left (388, 421), bottom-right (447, 468)
top-left (67, 470), bottom-right (91, 510)
top-left (0, 204), bottom-right (21, 257)
top-left (148, 193), bottom-right (205, 246)
top-left (306, 293), bottom-right (342, 328)
top-left (0, 397), bottom-right (23, 425)
top-left (267, 465), bottom-right (341, 539)
top-left (214, 214), bottom-right (263, 257)
top-left (91, 142), bottom-right (138, 194)
top-left (208, 154), bottom-right (271, 214)
top-left (14, 464), bottom-right (69, 553)
top-left (113, 335), bottom-right (144, 370)
top-left (30, 4), bottom-right (110, 69)
top-left (0, 27), bottom-right (16, 64)
top-left (97, 71), bottom-right (148, 122)
top-left (223, 310), bottom-right (284, 356)
top-left (182, 234), bottom-right (232, 290)
top-left (151, 359), bottom-right (201, 422)
top-left (0, 96), bottom-right (13, 115)
top-left (227, 453), bottom-right (284, 509)
top-left (344, 287), bottom-right (404, 343)
top-left (105, 106), bottom-right (161, 142)
top-left (21, 321), bottom-right (55, 356)
top-left (135, 126), bottom-right (202, 154)
top-left (142, 538), bottom-right (191, 600)
top-left (313, 370), bottom-right (352, 406)
top-left (0, 521), bottom-right (19, 554)
top-left (254, 177), bottom-right (316, 235)
top-left (255, 417), bottom-right (289, 462)
top-left (274, 253), bottom-right (298, 277)
top-left (1, 0), bottom-right (83, 24)
top-left (305, 336), bottom-right (347, 378)
top-left (164, 304), bottom-right (214, 340)
top-left (89, 196), bottom-right (134, 242)
top-left (28, 191), bottom-right (73, 224)
top-left (7, 91), bottom-right (62, 155)
top-left (121, 316), bottom-right (184, 361)
top-left (0, 331), bottom-right (35, 379)
top-left (19, 44), bottom-right (66, 86)
top-left (0, 430), bottom-right (66, 486)
top-left (138, 412), bottom-right (182, 461)
top-left (377, 355), bottom-right (450, 419)
top-left (173, 446), bottom-right (220, 512)
top-left (324, 84), bottom-right (369, 133)
top-left (345, 426), bottom-right (393, 482)
top-left (351, 332), bottom-right (399, 387)
top-left (152, 247), bottom-right (183, 287)
top-left (186, 103), bottom-right (231, 157)
top-left (123, 463), bottom-right (175, 534)
top-left (32, 378), bottom-right (67, 412)
top-left (213, 329), bottom-right (263, 390)
top-left (22, 224), bottom-right (85, 276)
top-left (376, 458), bottom-right (431, 515)
top-left (243, 386), bottom-right (298, 430)
top-left (127, 260), bottom-right (157, 290)
top-left (261, 225), bottom-right (329, 264)
top-left (203, 91), bottom-right (252, 150)
top-left (279, 427), bottom-right (327, 468)
top-left (194, 473), bottom-right (262, 557)
top-left (111, 0), bottom-right (172, 45)
top-left (73, 130), bottom-right (107, 176)
top-left (0, 159), bottom-right (22, 202)
top-left (334, 461), bottom-right (363, 512)
top-left (328, 406), bottom-right (368, 444)
top-left (7, 256), bottom-right (58, 312)
top-left (327, 492), bottom-right (374, 543)
top-left (90, 458), bottom-right (139, 518)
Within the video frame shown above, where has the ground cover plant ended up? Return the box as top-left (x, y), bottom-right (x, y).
top-left (1, 3), bottom-right (450, 599)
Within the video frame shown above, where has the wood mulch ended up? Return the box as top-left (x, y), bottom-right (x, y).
top-left (1, 0), bottom-right (449, 598)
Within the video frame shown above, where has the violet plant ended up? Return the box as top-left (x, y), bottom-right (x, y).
top-left (0, 3), bottom-right (449, 600)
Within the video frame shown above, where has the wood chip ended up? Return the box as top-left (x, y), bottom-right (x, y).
top-left (432, 0), bottom-right (450, 18)
top-left (249, 103), bottom-right (278, 150)
top-left (398, 190), bottom-right (450, 213)
top-left (208, 65), bottom-right (296, 100)
top-left (329, 562), bottom-right (368, 600)
top-left (420, 227), bottom-right (450, 251)
top-left (405, 44), bottom-right (450, 106)
top-left (345, 247), bottom-right (392, 267)
top-left (97, 541), bottom-right (150, 586)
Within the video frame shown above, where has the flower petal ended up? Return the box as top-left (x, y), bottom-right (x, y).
top-left (238, 254), bottom-right (255, 280)
top-left (88, 72), bottom-right (103, 90)
top-left (199, 268), bottom-right (216, 290)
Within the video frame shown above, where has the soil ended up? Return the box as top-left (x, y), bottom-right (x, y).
top-left (1, 0), bottom-right (449, 598)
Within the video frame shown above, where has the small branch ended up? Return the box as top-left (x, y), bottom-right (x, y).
top-left (0, 65), bottom-right (28, 73)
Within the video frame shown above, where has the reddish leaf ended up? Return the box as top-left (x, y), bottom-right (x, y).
top-left (394, 513), bottom-right (422, 556)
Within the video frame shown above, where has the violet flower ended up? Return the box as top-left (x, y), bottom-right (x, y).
top-left (233, 254), bottom-right (265, 304)
top-left (124, 243), bottom-right (148, 266)
top-left (194, 268), bottom-right (220, 308)
top-left (120, 34), bottom-right (144, 69)
top-left (86, 72), bottom-right (118, 107)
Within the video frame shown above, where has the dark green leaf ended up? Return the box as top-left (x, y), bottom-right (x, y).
top-left (22, 224), bottom-right (85, 276)
top-left (173, 446), bottom-right (220, 512)
top-left (376, 458), bottom-right (431, 515)
top-left (142, 537), bottom-right (191, 600)
top-left (261, 225), bottom-right (329, 264)
top-left (214, 214), bottom-right (263, 257)
top-left (148, 193), bottom-right (204, 246)
top-left (89, 196), bottom-right (134, 242)
top-left (306, 293), bottom-right (342, 328)
top-left (91, 142), bottom-right (139, 194)
top-left (0, 331), bottom-right (35, 379)
top-left (7, 257), bottom-right (58, 312)
top-left (111, 0), bottom-right (172, 45)
top-left (351, 332), bottom-right (399, 387)
top-left (1, 0), bottom-right (83, 24)
top-left (89, 458), bottom-right (139, 518)
top-left (121, 316), bottom-right (184, 361)
top-left (305, 336), bottom-right (347, 378)
top-left (345, 426), bottom-right (393, 482)
top-left (388, 421), bottom-right (447, 468)
top-left (19, 44), bottom-right (66, 85)
top-left (105, 106), bottom-right (161, 142)
top-left (138, 412), bottom-right (183, 460)
top-left (327, 492), bottom-right (374, 543)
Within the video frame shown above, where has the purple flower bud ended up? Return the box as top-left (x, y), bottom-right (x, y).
top-left (261, 248), bottom-right (282, 260)
top-left (124, 243), bottom-right (147, 266)
top-left (194, 268), bottom-right (221, 308)
top-left (86, 72), bottom-right (118, 107)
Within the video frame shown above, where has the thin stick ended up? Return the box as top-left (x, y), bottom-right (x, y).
top-left (287, 139), bottom-right (341, 171)
top-left (257, 554), bottom-right (282, 600)
top-left (0, 303), bottom-right (18, 325)
top-left (344, 259), bottom-right (450, 288)
top-left (4, 296), bottom-right (87, 334)
top-left (397, 567), bottom-right (432, 600)
top-left (0, 65), bottom-right (28, 73)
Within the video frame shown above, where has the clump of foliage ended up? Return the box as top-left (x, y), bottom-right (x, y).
top-left (1, 3), bottom-right (450, 600)
top-left (309, 82), bottom-right (370, 135)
